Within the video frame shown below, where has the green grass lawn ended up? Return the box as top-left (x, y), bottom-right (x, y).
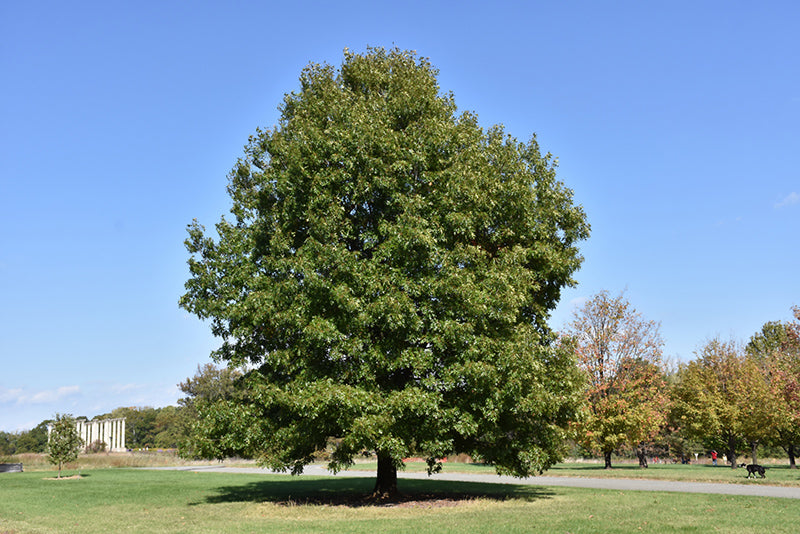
top-left (545, 461), bottom-right (800, 485)
top-left (9, 452), bottom-right (799, 486)
top-left (354, 459), bottom-right (800, 487)
top-left (2, 468), bottom-right (799, 533)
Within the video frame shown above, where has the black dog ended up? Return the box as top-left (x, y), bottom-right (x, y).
top-left (739, 463), bottom-right (767, 478)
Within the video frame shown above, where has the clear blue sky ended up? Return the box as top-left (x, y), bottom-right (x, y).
top-left (2, 1), bottom-right (798, 432)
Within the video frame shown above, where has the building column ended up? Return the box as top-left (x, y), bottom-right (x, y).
top-left (120, 418), bottom-right (126, 451)
top-left (77, 420), bottom-right (85, 450)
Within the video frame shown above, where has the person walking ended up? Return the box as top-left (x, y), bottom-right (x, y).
top-left (711, 450), bottom-right (718, 466)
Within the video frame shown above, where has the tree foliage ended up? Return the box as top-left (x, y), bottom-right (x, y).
top-left (0, 432), bottom-right (17, 456)
top-left (180, 47), bottom-right (589, 495)
top-left (103, 406), bottom-right (188, 449)
top-left (178, 364), bottom-right (243, 411)
top-left (746, 308), bottom-right (800, 467)
top-left (735, 356), bottom-right (782, 464)
top-left (0, 422), bottom-right (49, 456)
top-left (564, 291), bottom-right (669, 468)
top-left (671, 338), bottom-right (781, 467)
top-left (178, 364), bottom-right (243, 456)
top-left (46, 413), bottom-right (83, 478)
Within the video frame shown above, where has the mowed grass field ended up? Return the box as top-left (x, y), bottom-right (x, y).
top-left (2, 462), bottom-right (800, 533)
top-left (356, 458), bottom-right (800, 486)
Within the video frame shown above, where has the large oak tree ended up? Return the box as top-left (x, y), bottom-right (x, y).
top-left (181, 48), bottom-right (589, 496)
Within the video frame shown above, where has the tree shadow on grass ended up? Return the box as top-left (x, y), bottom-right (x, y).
top-left (194, 476), bottom-right (555, 507)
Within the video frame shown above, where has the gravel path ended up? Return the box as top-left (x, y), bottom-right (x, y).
top-left (148, 464), bottom-right (800, 499)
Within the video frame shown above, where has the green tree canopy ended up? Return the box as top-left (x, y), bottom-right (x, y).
top-left (13, 421), bottom-right (49, 454)
top-left (108, 407), bottom-right (158, 449)
top-left (181, 47), bottom-right (590, 496)
top-left (177, 364), bottom-right (243, 454)
top-left (0, 432), bottom-right (17, 456)
top-left (178, 363), bottom-right (243, 411)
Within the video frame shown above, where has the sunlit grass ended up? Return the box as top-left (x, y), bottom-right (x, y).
top-left (349, 458), bottom-right (800, 487)
top-left (7, 452), bottom-right (799, 488)
top-left (1, 468), bottom-right (798, 533)
top-left (544, 460), bottom-right (800, 485)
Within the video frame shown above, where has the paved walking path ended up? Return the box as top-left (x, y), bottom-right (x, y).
top-left (149, 464), bottom-right (800, 499)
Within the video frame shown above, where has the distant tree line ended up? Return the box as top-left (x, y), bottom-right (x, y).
top-left (0, 421), bottom-right (49, 455)
top-left (0, 363), bottom-right (239, 455)
top-left (563, 292), bottom-right (800, 469)
top-left (4, 302), bottom-right (798, 471)
top-left (0, 407), bottom-right (187, 455)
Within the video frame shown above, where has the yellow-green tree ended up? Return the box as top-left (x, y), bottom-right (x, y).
top-left (672, 338), bottom-right (780, 468)
top-left (735, 356), bottom-right (781, 464)
top-left (747, 308), bottom-right (800, 467)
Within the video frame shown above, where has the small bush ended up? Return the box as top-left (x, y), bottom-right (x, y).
top-left (86, 440), bottom-right (107, 454)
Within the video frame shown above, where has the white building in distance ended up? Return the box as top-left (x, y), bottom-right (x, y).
top-left (48, 417), bottom-right (126, 452)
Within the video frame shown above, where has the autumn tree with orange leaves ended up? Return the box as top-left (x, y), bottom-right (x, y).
top-left (564, 291), bottom-right (669, 469)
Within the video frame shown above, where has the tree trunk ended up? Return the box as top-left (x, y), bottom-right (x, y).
top-left (750, 441), bottom-right (758, 466)
top-left (636, 446), bottom-right (648, 468)
top-left (373, 451), bottom-right (398, 498)
top-left (603, 450), bottom-right (613, 469)
top-left (727, 436), bottom-right (737, 469)
top-left (788, 444), bottom-right (797, 469)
